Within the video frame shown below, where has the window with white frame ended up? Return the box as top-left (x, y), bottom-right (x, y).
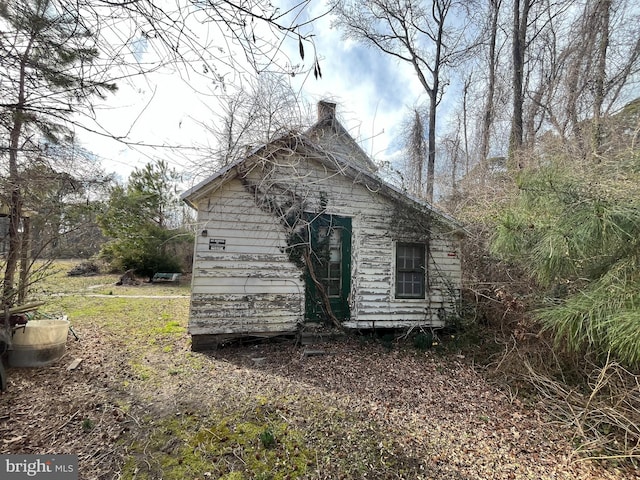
top-left (395, 242), bottom-right (426, 299)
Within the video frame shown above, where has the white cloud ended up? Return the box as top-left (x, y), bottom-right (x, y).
top-left (79, 0), bottom-right (426, 180)
top-left (289, 1), bottom-right (424, 163)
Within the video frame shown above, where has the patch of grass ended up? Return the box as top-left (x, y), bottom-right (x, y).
top-left (259, 427), bottom-right (276, 449)
top-left (31, 262), bottom-right (122, 296)
top-left (129, 361), bottom-right (154, 381)
top-left (29, 260), bottom-right (190, 297)
top-left (154, 320), bottom-right (185, 336)
top-left (219, 473), bottom-right (244, 480)
top-left (39, 274), bottom-right (192, 389)
top-left (82, 418), bottom-right (94, 432)
top-left (42, 296), bottom-right (189, 340)
top-left (120, 412), bottom-right (311, 480)
top-left (118, 391), bottom-right (410, 479)
top-left (90, 283), bottom-right (192, 296)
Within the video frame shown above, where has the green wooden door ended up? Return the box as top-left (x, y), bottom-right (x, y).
top-left (305, 215), bottom-right (352, 323)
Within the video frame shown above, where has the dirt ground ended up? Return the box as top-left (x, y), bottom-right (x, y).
top-left (1, 322), bottom-right (637, 479)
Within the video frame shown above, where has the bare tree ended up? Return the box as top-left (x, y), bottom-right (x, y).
top-left (440, 132), bottom-right (463, 200)
top-left (517, 0), bottom-right (596, 154)
top-left (20, 145), bottom-right (112, 260)
top-left (461, 73), bottom-right (472, 176)
top-left (400, 107), bottom-right (428, 196)
top-left (508, 0), bottom-right (536, 163)
top-left (497, 0), bottom-right (640, 161)
top-left (0, 0), bottom-right (117, 310)
top-left (332, 0), bottom-right (478, 202)
top-left (560, 0), bottom-right (639, 155)
top-left (90, 0), bottom-right (323, 77)
top-left (206, 74), bottom-right (312, 171)
top-left (0, 0), bottom-right (328, 313)
top-left (479, 0), bottom-right (502, 167)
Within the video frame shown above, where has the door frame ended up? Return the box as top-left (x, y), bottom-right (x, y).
top-left (304, 213), bottom-right (352, 323)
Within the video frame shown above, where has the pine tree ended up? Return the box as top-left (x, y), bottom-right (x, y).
top-left (491, 151), bottom-right (640, 366)
top-left (97, 160), bottom-right (192, 281)
top-left (0, 0), bottom-right (116, 309)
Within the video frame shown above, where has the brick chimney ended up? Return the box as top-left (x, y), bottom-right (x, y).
top-left (317, 100), bottom-right (337, 121)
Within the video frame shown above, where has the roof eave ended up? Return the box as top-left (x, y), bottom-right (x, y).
top-left (179, 144), bottom-right (269, 207)
top-left (299, 140), bottom-right (466, 234)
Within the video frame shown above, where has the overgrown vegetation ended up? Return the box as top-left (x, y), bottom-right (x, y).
top-left (120, 410), bottom-right (311, 480)
top-left (3, 262), bottom-right (633, 478)
top-left (0, 0), bottom-right (116, 311)
top-left (456, 142), bottom-right (640, 463)
top-left (31, 268), bottom-right (425, 478)
top-left (97, 160), bottom-right (193, 280)
top-left (491, 152), bottom-right (640, 367)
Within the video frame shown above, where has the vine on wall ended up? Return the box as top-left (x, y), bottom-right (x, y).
top-left (238, 151), bottom-right (342, 328)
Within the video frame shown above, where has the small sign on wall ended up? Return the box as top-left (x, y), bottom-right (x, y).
top-left (209, 238), bottom-right (226, 251)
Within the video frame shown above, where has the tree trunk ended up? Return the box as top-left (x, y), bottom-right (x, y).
top-left (426, 89), bottom-right (437, 202)
top-left (425, 2), bottom-right (446, 203)
top-left (3, 180), bottom-right (23, 310)
top-left (480, 0), bottom-right (501, 176)
top-left (2, 36), bottom-right (33, 310)
top-left (407, 108), bottom-right (426, 196)
top-left (17, 216), bottom-right (31, 306)
top-left (462, 74), bottom-right (471, 177)
top-left (592, 0), bottom-right (611, 156)
top-left (509, 0), bottom-right (532, 166)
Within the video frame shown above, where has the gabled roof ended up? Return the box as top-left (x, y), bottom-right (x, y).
top-left (181, 103), bottom-right (465, 235)
top-left (290, 133), bottom-right (465, 234)
top-left (180, 147), bottom-right (257, 207)
top-left (305, 100), bottom-right (378, 173)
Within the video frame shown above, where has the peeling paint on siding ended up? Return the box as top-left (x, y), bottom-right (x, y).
top-left (186, 147), bottom-right (463, 340)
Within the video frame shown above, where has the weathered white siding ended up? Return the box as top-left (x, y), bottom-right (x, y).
top-left (186, 150), bottom-right (463, 344)
top-left (189, 178), bottom-right (304, 341)
top-left (243, 154), bottom-right (462, 329)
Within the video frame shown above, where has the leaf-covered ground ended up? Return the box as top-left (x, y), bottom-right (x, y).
top-left (0, 275), bottom-right (636, 479)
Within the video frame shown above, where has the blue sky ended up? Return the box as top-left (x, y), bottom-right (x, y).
top-left (297, 39), bottom-right (422, 155)
top-left (80, 0), bottom-right (427, 184)
top-left (289, 1), bottom-right (425, 161)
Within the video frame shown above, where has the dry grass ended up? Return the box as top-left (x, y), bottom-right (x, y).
top-left (0, 262), bottom-right (636, 479)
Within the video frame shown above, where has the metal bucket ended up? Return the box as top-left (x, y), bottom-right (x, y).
top-left (8, 317), bottom-right (69, 367)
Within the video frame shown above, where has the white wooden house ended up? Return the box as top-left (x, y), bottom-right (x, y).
top-left (181, 102), bottom-right (465, 349)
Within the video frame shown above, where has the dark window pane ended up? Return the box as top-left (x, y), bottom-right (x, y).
top-left (396, 243), bottom-right (425, 298)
